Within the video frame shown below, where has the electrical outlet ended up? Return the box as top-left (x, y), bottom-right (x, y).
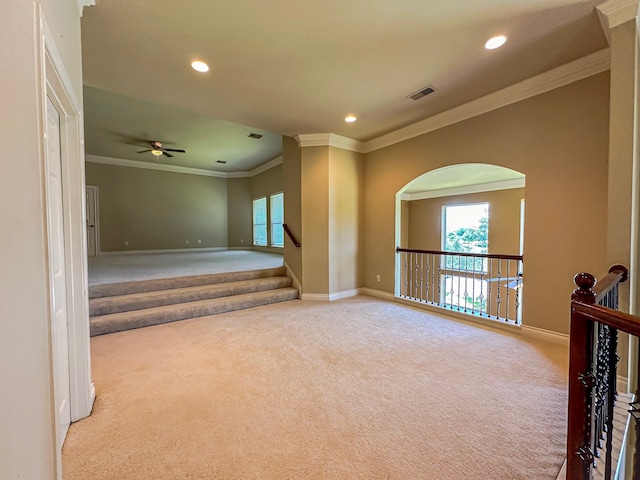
top-left (186, 240), bottom-right (190, 244)
top-left (376, 274), bottom-right (381, 282)
top-left (240, 238), bottom-right (244, 244)
top-left (124, 240), bottom-right (129, 247)
top-left (197, 239), bottom-right (201, 244)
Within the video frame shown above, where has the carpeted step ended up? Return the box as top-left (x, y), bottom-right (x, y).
top-left (90, 276), bottom-right (292, 316)
top-left (90, 287), bottom-right (299, 336)
top-left (89, 266), bottom-right (286, 298)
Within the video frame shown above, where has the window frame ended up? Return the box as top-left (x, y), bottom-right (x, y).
top-left (269, 192), bottom-right (284, 248)
top-left (252, 196), bottom-right (268, 247)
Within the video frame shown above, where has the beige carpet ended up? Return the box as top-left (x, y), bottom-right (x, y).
top-left (63, 297), bottom-right (569, 479)
top-left (88, 250), bottom-right (283, 285)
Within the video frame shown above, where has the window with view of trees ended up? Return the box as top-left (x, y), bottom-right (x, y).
top-left (441, 203), bottom-right (489, 310)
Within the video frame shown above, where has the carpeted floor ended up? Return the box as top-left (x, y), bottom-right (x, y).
top-left (62, 296), bottom-right (569, 479)
top-left (88, 250), bottom-right (284, 285)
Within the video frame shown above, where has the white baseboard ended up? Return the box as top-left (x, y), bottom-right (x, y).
top-left (301, 293), bottom-right (330, 301)
top-left (283, 261), bottom-right (302, 299)
top-left (521, 325), bottom-right (570, 346)
top-left (301, 289), bottom-right (360, 301)
top-left (556, 459), bottom-right (566, 480)
top-left (359, 287), bottom-right (395, 301)
top-left (89, 383), bottom-right (96, 413)
top-left (99, 247), bottom-right (229, 256)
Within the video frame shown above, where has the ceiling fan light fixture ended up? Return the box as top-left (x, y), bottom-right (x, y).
top-left (191, 60), bottom-right (209, 73)
top-left (151, 149), bottom-right (163, 156)
top-left (485, 35), bottom-right (507, 50)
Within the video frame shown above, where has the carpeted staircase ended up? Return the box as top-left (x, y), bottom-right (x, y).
top-left (89, 266), bottom-right (298, 336)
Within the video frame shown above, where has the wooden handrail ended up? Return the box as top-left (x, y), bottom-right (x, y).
top-left (572, 302), bottom-right (640, 337)
top-left (396, 247), bottom-right (522, 261)
top-left (282, 224), bottom-right (300, 247)
top-left (592, 265), bottom-right (628, 303)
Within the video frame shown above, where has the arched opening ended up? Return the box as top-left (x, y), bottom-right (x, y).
top-left (395, 163), bottom-right (526, 324)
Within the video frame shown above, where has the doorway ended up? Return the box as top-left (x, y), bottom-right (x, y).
top-left (86, 186), bottom-right (99, 256)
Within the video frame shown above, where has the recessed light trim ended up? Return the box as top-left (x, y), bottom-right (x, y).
top-left (485, 35), bottom-right (507, 50)
top-left (345, 115), bottom-right (357, 123)
top-left (191, 60), bottom-right (209, 73)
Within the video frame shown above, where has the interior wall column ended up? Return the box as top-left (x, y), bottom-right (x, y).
top-left (295, 134), bottom-right (364, 299)
top-left (597, 0), bottom-right (640, 392)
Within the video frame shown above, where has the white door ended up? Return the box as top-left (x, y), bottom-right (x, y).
top-left (45, 96), bottom-right (71, 450)
top-left (86, 186), bottom-right (98, 256)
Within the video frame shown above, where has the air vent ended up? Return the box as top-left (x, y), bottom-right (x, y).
top-left (248, 132), bottom-right (263, 139)
top-left (408, 85), bottom-right (435, 101)
top-left (216, 160), bottom-right (227, 164)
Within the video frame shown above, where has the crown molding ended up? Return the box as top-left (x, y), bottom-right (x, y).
top-left (597, 0), bottom-right (639, 32)
top-left (295, 133), bottom-right (365, 152)
top-left (362, 48), bottom-right (610, 154)
top-left (85, 154), bottom-right (281, 178)
top-left (226, 155), bottom-right (283, 178)
top-left (76, 0), bottom-right (95, 17)
top-left (400, 178), bottom-right (525, 201)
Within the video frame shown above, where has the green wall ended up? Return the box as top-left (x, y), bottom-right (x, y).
top-left (86, 162), bottom-right (228, 251)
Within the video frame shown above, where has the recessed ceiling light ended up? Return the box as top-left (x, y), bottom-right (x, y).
top-left (191, 60), bottom-right (209, 73)
top-left (345, 115), bottom-right (357, 123)
top-left (485, 35), bottom-right (507, 50)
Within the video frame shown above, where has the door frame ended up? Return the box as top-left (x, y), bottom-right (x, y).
top-left (86, 185), bottom-right (100, 256)
top-left (37, 7), bottom-right (94, 475)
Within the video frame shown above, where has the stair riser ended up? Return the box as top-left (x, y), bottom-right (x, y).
top-left (89, 266), bottom-right (286, 298)
top-left (90, 289), bottom-right (298, 336)
top-left (90, 277), bottom-right (292, 316)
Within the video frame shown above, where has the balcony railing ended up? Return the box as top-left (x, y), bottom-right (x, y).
top-left (396, 247), bottom-right (523, 324)
top-left (566, 265), bottom-right (632, 480)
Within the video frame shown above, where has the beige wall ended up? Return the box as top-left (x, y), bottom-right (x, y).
top-left (364, 73), bottom-right (610, 335)
top-left (1, 0), bottom-right (83, 477)
top-left (329, 147), bottom-right (365, 293)
top-left (301, 146), bottom-right (330, 293)
top-left (407, 188), bottom-right (524, 254)
top-left (227, 177), bottom-right (252, 248)
top-left (251, 164), bottom-right (284, 254)
top-left (86, 163), bottom-right (228, 251)
top-left (283, 136), bottom-right (303, 282)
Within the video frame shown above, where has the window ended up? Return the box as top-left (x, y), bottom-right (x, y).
top-left (270, 193), bottom-right (284, 248)
top-left (441, 203), bottom-right (489, 311)
top-left (442, 203), bottom-right (489, 255)
top-left (252, 197), bottom-right (267, 246)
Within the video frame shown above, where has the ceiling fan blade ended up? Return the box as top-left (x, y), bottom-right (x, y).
top-left (163, 151), bottom-right (174, 158)
top-left (163, 148), bottom-right (186, 153)
top-left (137, 149), bottom-right (152, 153)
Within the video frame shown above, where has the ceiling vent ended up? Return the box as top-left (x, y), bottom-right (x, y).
top-left (248, 132), bottom-right (263, 139)
top-left (408, 85), bottom-right (435, 101)
top-left (216, 160), bottom-right (227, 164)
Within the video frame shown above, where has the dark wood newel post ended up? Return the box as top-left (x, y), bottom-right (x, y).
top-left (567, 272), bottom-right (597, 480)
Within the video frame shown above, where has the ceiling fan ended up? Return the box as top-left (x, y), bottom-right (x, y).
top-left (137, 140), bottom-right (186, 158)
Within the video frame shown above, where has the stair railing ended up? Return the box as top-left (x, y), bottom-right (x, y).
top-left (566, 265), bottom-right (633, 480)
top-left (396, 247), bottom-right (523, 324)
top-left (282, 224), bottom-right (300, 247)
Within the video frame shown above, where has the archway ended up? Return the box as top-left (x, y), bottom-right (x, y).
top-left (395, 163), bottom-right (526, 324)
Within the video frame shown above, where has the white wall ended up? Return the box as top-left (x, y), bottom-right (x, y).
top-left (0, 1), bottom-right (84, 478)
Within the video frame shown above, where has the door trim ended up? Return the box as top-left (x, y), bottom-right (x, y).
top-left (37, 7), bottom-right (94, 476)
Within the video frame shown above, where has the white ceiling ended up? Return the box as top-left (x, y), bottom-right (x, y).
top-left (402, 164), bottom-right (525, 195)
top-left (81, 0), bottom-right (607, 172)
